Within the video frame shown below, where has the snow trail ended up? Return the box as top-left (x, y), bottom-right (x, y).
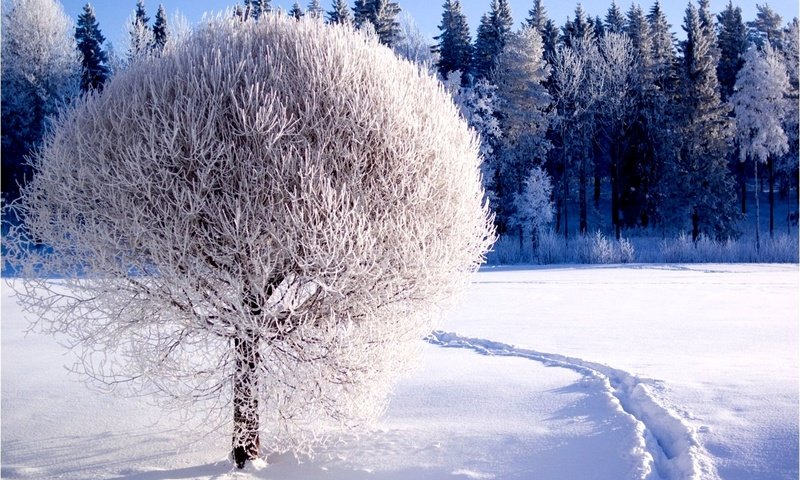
top-left (426, 331), bottom-right (720, 480)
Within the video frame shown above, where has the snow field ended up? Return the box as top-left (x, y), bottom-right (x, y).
top-left (2, 264), bottom-right (798, 479)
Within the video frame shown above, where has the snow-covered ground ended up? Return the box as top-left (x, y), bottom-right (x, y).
top-left (2, 264), bottom-right (797, 479)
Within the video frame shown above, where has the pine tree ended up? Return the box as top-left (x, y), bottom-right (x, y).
top-left (671, 3), bottom-right (738, 240)
top-left (327, 0), bottom-right (351, 25)
top-left (356, 0), bottom-right (400, 46)
top-left (540, 18), bottom-right (559, 62)
top-left (732, 43), bottom-right (789, 243)
top-left (748, 4), bottom-right (783, 48)
top-left (605, 2), bottom-right (625, 35)
top-left (307, 0), bottom-right (325, 19)
top-left (433, 0), bottom-right (472, 80)
top-left (151, 4), bottom-right (167, 54)
top-left (248, 0), bottom-right (270, 19)
top-left (525, 0), bottom-right (546, 33)
top-left (353, 0), bottom-right (367, 27)
top-left (473, 0), bottom-right (513, 80)
top-left (778, 19), bottom-right (799, 230)
top-left (75, 3), bottom-right (110, 93)
top-left (289, 2), bottom-right (304, 19)
top-left (593, 16), bottom-right (605, 39)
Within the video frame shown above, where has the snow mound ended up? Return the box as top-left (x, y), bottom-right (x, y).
top-left (427, 330), bottom-right (720, 480)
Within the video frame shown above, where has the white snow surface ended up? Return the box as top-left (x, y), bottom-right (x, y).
top-left (1, 264), bottom-right (797, 479)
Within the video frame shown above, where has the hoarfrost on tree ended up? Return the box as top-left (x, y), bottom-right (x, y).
top-left (5, 15), bottom-right (494, 468)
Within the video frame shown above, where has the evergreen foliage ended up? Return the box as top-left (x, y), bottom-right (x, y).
top-left (306, 0), bottom-right (325, 19)
top-left (289, 2), bottom-right (304, 19)
top-left (716, 1), bottom-right (748, 100)
top-left (327, 0), bottom-right (351, 25)
top-left (605, 1), bottom-right (625, 34)
top-left (152, 4), bottom-right (168, 54)
top-left (433, 0), bottom-right (472, 80)
top-left (525, 0), bottom-right (546, 32)
top-left (671, 3), bottom-right (738, 240)
top-left (75, 3), bottom-right (110, 93)
top-left (473, 0), bottom-right (513, 80)
top-left (749, 3), bottom-right (783, 48)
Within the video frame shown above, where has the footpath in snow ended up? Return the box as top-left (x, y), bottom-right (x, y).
top-left (427, 330), bottom-right (719, 480)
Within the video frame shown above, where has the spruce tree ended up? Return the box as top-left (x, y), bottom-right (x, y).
top-left (434, 0), bottom-right (472, 80)
top-left (152, 4), bottom-right (167, 54)
top-left (605, 1), bottom-right (625, 34)
top-left (473, 0), bottom-right (513, 80)
top-left (562, 4), bottom-right (595, 48)
top-left (75, 3), bottom-right (110, 93)
top-left (672, 3), bottom-right (738, 240)
top-left (327, 0), bottom-right (351, 25)
top-left (355, 0), bottom-right (400, 46)
top-left (593, 16), bottom-right (605, 39)
top-left (716, 1), bottom-right (748, 100)
top-left (540, 18), bottom-right (559, 62)
top-left (525, 0), bottom-right (546, 32)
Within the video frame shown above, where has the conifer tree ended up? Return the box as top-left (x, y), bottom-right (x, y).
top-left (563, 5), bottom-right (595, 48)
top-left (473, 0), bottom-right (513, 80)
top-left (433, 0), bottom-right (472, 80)
top-left (494, 26), bottom-right (552, 235)
top-left (356, 0), bottom-right (400, 46)
top-left (593, 16), bottom-right (605, 39)
top-left (248, 0), bottom-right (270, 19)
top-left (525, 0), bottom-right (546, 33)
top-left (128, 0), bottom-right (151, 61)
top-left (540, 18), bottom-right (559, 62)
top-left (75, 3), bottom-right (110, 93)
top-left (289, 2), bottom-right (304, 19)
top-left (605, 1), bottom-right (625, 34)
top-left (749, 4), bottom-right (783, 48)
top-left (716, 1), bottom-right (748, 100)
top-left (670, 3), bottom-right (738, 240)
top-left (307, 0), bottom-right (325, 19)
top-left (327, 0), bottom-right (351, 25)
top-left (643, 0), bottom-right (679, 225)
top-left (152, 4), bottom-right (167, 54)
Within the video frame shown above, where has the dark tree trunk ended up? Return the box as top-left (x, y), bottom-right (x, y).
top-left (232, 333), bottom-right (260, 469)
top-left (579, 152), bottom-right (587, 235)
top-left (740, 159), bottom-right (747, 215)
top-left (563, 153), bottom-right (570, 241)
top-left (611, 160), bottom-right (620, 241)
top-left (692, 208), bottom-right (700, 242)
top-left (768, 156), bottom-right (774, 238)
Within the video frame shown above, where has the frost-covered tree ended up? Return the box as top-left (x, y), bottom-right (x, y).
top-left (326, 0), bottom-right (351, 25)
top-left (777, 19), bottom-right (799, 228)
top-left (473, 0), bottom-right (513, 80)
top-left (5, 15), bottom-right (493, 469)
top-left (1, 0), bottom-right (79, 200)
top-left (306, 0), bottom-right (325, 20)
top-left (510, 165), bottom-right (554, 250)
top-left (670, 3), bottom-right (738, 240)
top-left (732, 43), bottom-right (789, 242)
top-left (433, 0), bottom-right (472, 80)
top-left (127, 0), bottom-right (152, 61)
top-left (494, 26), bottom-right (552, 234)
top-left (393, 11), bottom-right (433, 68)
top-left (597, 31), bottom-right (637, 237)
top-left (151, 4), bottom-right (168, 55)
top-left (356, 0), bottom-right (401, 46)
top-left (75, 3), bottom-right (110, 92)
top-left (563, 4), bottom-right (595, 49)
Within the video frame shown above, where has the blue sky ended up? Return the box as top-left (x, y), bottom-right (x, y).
top-left (59, 0), bottom-right (799, 50)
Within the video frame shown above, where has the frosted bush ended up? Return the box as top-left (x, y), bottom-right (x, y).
top-left (4, 15), bottom-right (494, 466)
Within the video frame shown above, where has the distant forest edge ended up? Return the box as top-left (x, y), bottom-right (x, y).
top-left (2, 0), bottom-right (798, 265)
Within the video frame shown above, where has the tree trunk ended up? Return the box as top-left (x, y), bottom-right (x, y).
top-left (692, 208), bottom-right (700, 242)
top-left (754, 160), bottom-right (761, 252)
top-left (611, 160), bottom-right (620, 240)
top-left (768, 156), bottom-right (774, 238)
top-left (232, 333), bottom-right (260, 469)
top-left (563, 153), bottom-right (570, 241)
top-left (740, 159), bottom-right (747, 215)
top-left (579, 152), bottom-right (587, 235)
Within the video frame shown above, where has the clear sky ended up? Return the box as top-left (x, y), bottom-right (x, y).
top-left (59, 0), bottom-right (799, 52)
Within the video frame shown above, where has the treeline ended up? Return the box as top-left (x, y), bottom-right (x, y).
top-left (2, 0), bottom-right (797, 248)
top-left (433, 0), bottom-right (798, 246)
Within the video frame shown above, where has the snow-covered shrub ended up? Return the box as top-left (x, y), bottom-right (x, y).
top-left (589, 231), bottom-right (617, 264)
top-left (618, 237), bottom-right (636, 263)
top-left (4, 15), bottom-right (493, 467)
